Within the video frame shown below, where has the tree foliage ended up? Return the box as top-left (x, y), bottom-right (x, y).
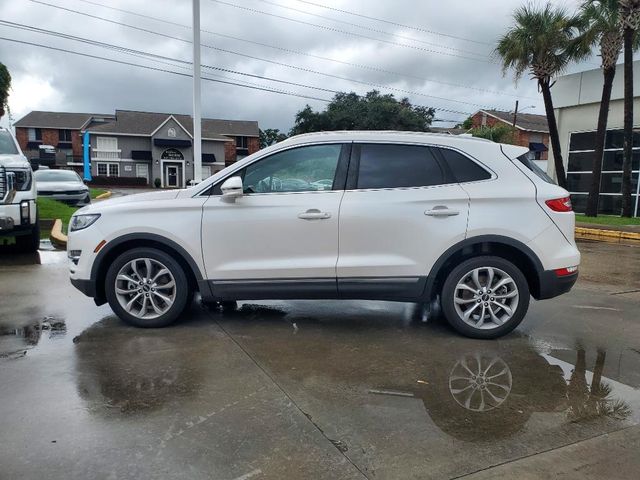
top-left (496, 3), bottom-right (589, 189)
top-left (290, 91), bottom-right (435, 136)
top-left (259, 128), bottom-right (288, 148)
top-left (0, 62), bottom-right (11, 119)
top-left (469, 125), bottom-right (516, 144)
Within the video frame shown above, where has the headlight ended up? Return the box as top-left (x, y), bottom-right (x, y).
top-left (70, 214), bottom-right (101, 231)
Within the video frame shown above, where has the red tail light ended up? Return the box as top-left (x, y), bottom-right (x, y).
top-left (545, 196), bottom-right (573, 212)
top-left (555, 266), bottom-right (578, 277)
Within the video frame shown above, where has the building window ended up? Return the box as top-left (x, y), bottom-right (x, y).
top-left (567, 129), bottom-right (640, 216)
top-left (236, 136), bottom-right (248, 149)
top-left (59, 129), bottom-right (72, 142)
top-left (28, 128), bottom-right (42, 142)
top-left (97, 162), bottom-right (119, 177)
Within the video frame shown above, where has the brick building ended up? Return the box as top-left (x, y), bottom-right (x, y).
top-left (470, 109), bottom-right (550, 160)
top-left (13, 110), bottom-right (260, 186)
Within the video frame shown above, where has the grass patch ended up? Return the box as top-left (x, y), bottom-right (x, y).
top-left (37, 197), bottom-right (78, 225)
top-left (575, 214), bottom-right (640, 226)
top-left (90, 188), bottom-right (108, 199)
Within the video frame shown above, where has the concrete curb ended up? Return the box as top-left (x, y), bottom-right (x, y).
top-left (95, 191), bottom-right (112, 200)
top-left (49, 219), bottom-right (67, 250)
top-left (576, 226), bottom-right (640, 242)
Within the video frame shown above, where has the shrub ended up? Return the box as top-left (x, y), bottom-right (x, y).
top-left (154, 177), bottom-right (161, 188)
top-left (88, 176), bottom-right (148, 186)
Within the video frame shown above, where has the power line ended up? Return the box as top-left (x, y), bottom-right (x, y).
top-left (23, 1), bottom-right (491, 113)
top-left (208, 0), bottom-right (494, 64)
top-left (74, 0), bottom-right (532, 100)
top-left (292, 0), bottom-right (493, 46)
top-left (252, 0), bottom-right (489, 57)
top-left (0, 36), bottom-right (333, 102)
top-left (0, 20), bottom-right (472, 117)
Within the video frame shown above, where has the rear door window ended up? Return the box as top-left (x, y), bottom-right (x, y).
top-left (355, 144), bottom-right (445, 189)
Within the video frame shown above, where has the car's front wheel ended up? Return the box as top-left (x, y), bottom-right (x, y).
top-left (441, 256), bottom-right (530, 339)
top-left (105, 247), bottom-right (191, 328)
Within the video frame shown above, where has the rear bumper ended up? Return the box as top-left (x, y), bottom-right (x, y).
top-left (537, 270), bottom-right (578, 300)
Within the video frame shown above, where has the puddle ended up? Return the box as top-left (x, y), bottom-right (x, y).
top-left (0, 317), bottom-right (67, 359)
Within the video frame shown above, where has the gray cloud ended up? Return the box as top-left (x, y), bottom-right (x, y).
top-left (1, 0), bottom-right (592, 132)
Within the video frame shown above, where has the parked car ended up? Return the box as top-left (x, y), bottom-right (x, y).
top-left (0, 127), bottom-right (39, 252)
top-left (34, 169), bottom-right (90, 206)
top-left (68, 131), bottom-right (580, 338)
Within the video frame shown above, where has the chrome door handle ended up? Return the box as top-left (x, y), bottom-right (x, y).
top-left (425, 206), bottom-right (460, 217)
top-left (298, 209), bottom-right (331, 220)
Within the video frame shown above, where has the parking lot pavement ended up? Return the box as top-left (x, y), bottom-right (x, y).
top-left (1, 240), bottom-right (640, 479)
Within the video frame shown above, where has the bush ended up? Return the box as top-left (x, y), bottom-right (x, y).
top-left (88, 176), bottom-right (148, 186)
top-left (154, 177), bottom-right (161, 188)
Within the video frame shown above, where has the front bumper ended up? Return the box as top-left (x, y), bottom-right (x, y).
top-left (0, 200), bottom-right (37, 236)
top-left (70, 278), bottom-right (96, 297)
top-left (537, 270), bottom-right (579, 300)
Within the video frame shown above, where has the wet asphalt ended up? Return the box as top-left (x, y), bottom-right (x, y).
top-left (1, 240), bottom-right (640, 479)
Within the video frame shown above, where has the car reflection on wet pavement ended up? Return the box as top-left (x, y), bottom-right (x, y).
top-left (1, 246), bottom-right (640, 479)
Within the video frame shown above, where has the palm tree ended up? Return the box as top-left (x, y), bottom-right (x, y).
top-left (579, 1), bottom-right (623, 217)
top-left (619, 0), bottom-right (640, 217)
top-left (496, 3), bottom-right (588, 189)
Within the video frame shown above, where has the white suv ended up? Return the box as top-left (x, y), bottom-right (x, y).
top-left (68, 131), bottom-right (580, 339)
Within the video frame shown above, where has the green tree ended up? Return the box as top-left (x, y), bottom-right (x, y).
top-left (259, 128), bottom-right (288, 148)
top-left (619, 0), bottom-right (640, 217)
top-left (469, 124), bottom-right (517, 144)
top-left (496, 3), bottom-right (588, 189)
top-left (290, 90), bottom-right (435, 136)
top-left (0, 63), bottom-right (11, 119)
top-left (578, 0), bottom-right (626, 216)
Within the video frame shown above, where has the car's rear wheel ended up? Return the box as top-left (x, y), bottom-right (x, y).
top-left (441, 256), bottom-right (530, 339)
top-left (105, 247), bottom-right (191, 328)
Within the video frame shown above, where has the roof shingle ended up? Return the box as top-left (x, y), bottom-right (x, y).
top-left (483, 109), bottom-right (549, 133)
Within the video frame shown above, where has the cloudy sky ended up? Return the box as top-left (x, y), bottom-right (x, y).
top-left (0, 0), bottom-right (598, 132)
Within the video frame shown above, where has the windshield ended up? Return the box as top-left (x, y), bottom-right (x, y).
top-left (35, 170), bottom-right (82, 182)
top-left (0, 131), bottom-right (19, 155)
top-left (516, 153), bottom-right (555, 184)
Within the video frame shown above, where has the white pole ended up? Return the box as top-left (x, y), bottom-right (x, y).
top-left (192, 0), bottom-right (202, 183)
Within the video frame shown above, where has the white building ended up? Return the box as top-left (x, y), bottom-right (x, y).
top-left (550, 61), bottom-right (640, 216)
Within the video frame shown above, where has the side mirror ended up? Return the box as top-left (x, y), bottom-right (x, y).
top-left (220, 176), bottom-right (243, 201)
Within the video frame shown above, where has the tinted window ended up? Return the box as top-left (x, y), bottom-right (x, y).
top-left (242, 144), bottom-right (341, 193)
top-left (437, 148), bottom-right (491, 182)
top-left (568, 152), bottom-right (594, 172)
top-left (569, 132), bottom-right (596, 151)
top-left (516, 154), bottom-right (556, 184)
top-left (0, 131), bottom-right (18, 155)
top-left (356, 144), bottom-right (444, 189)
top-left (35, 170), bottom-right (82, 182)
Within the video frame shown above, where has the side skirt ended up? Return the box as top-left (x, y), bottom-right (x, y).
top-left (208, 277), bottom-right (426, 302)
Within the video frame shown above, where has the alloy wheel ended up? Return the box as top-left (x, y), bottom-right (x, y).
top-left (114, 258), bottom-right (177, 320)
top-left (453, 266), bottom-right (519, 330)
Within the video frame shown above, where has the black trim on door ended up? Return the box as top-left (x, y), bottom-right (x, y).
top-left (332, 143), bottom-right (353, 191)
top-left (209, 278), bottom-right (338, 300)
top-left (208, 276), bottom-right (426, 302)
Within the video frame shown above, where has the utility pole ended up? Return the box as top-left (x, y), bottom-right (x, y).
top-left (512, 100), bottom-right (519, 128)
top-left (192, 0), bottom-right (202, 184)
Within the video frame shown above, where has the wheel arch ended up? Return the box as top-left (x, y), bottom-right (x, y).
top-left (424, 235), bottom-right (544, 302)
top-left (91, 233), bottom-right (207, 306)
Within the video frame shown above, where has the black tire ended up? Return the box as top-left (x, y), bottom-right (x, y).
top-left (441, 256), bottom-right (530, 339)
top-left (14, 219), bottom-right (40, 253)
top-left (105, 247), bottom-right (191, 328)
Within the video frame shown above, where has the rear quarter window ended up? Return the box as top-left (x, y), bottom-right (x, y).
top-left (436, 148), bottom-right (491, 183)
top-left (516, 153), bottom-right (556, 184)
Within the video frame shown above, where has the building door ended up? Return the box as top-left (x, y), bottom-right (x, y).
top-left (165, 165), bottom-right (179, 187)
top-left (136, 164), bottom-right (149, 183)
